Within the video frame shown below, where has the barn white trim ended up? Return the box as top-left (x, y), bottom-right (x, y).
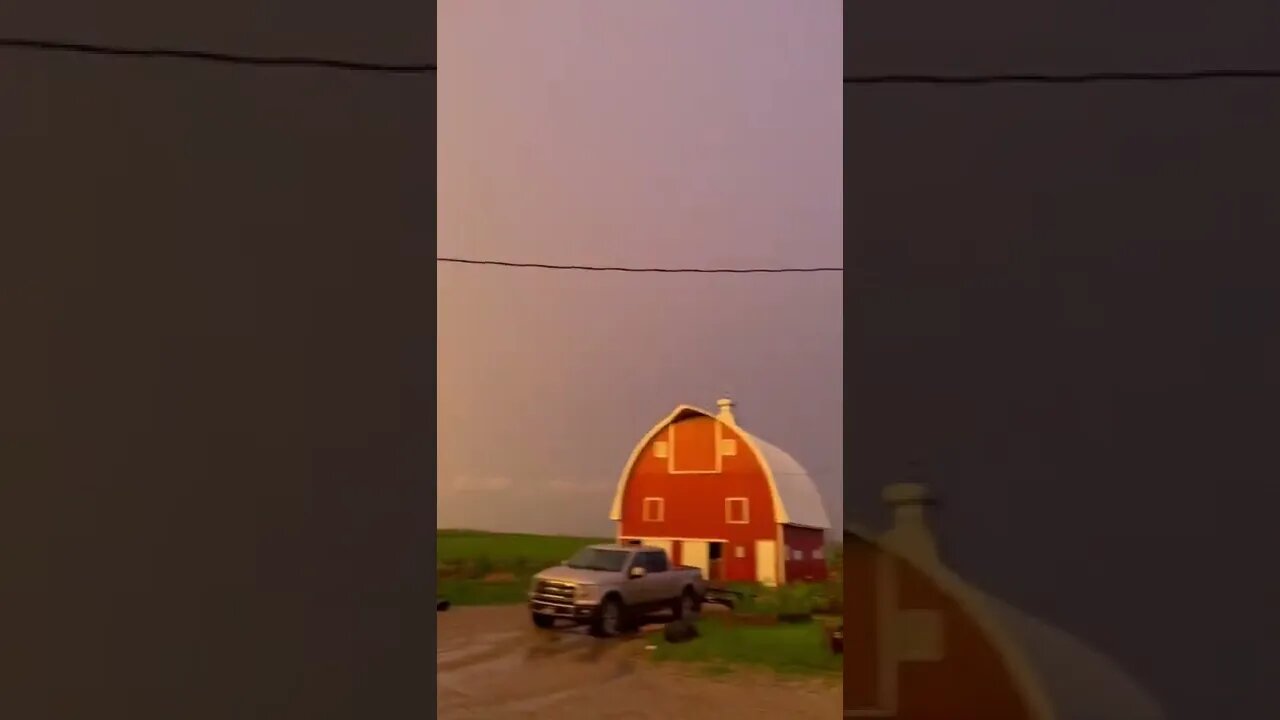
top-left (617, 536), bottom-right (730, 543)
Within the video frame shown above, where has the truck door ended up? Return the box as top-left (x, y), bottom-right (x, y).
top-left (632, 550), bottom-right (667, 605)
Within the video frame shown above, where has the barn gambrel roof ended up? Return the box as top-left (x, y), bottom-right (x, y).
top-left (608, 403), bottom-right (831, 530)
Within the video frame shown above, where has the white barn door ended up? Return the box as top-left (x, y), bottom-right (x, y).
top-left (642, 539), bottom-right (673, 565)
top-left (680, 540), bottom-right (710, 579)
top-left (755, 540), bottom-right (778, 586)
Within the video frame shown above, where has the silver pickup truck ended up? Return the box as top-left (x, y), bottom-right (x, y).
top-left (528, 543), bottom-right (707, 637)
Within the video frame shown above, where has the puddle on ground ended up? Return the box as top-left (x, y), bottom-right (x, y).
top-left (437, 649), bottom-right (526, 692)
top-left (438, 628), bottom-right (639, 713)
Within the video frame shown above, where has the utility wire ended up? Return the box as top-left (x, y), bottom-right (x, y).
top-left (0, 37), bottom-right (435, 74)
top-left (437, 257), bottom-right (842, 273)
top-left (844, 69), bottom-right (1280, 85)
top-left (6, 36), bottom-right (1280, 85)
top-left (2, 37), bottom-right (840, 277)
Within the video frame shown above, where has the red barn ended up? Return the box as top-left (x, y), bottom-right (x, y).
top-left (844, 482), bottom-right (1165, 720)
top-left (608, 398), bottom-right (831, 586)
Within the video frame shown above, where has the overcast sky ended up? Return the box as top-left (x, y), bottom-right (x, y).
top-left (848, 3), bottom-right (1280, 718)
top-left (437, 0), bottom-right (843, 538)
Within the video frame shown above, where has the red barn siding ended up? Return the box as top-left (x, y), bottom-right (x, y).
top-left (843, 534), bottom-right (1031, 720)
top-left (843, 536), bottom-right (882, 709)
top-left (619, 415), bottom-right (776, 582)
top-left (782, 525), bottom-right (827, 582)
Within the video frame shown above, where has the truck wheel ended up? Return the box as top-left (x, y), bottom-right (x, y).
top-left (591, 597), bottom-right (625, 638)
top-left (673, 588), bottom-right (701, 621)
top-left (531, 612), bottom-right (555, 629)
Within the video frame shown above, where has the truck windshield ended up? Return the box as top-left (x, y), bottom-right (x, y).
top-left (565, 548), bottom-right (628, 572)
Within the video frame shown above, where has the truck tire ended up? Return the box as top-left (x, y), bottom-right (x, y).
top-left (590, 596), bottom-right (625, 638)
top-left (672, 588), bottom-right (701, 621)
top-left (531, 612), bottom-right (556, 629)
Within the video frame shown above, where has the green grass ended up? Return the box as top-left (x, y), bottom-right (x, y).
top-left (437, 528), bottom-right (611, 568)
top-left (437, 577), bottom-right (530, 606)
top-left (436, 529), bottom-right (612, 606)
top-left (649, 615), bottom-right (842, 677)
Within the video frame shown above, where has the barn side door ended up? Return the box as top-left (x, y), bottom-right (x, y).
top-left (680, 540), bottom-right (710, 579)
top-left (644, 539), bottom-right (674, 564)
top-left (754, 540), bottom-right (778, 586)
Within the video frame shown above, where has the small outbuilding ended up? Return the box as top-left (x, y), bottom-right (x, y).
top-left (608, 398), bottom-right (831, 586)
top-left (844, 481), bottom-right (1165, 720)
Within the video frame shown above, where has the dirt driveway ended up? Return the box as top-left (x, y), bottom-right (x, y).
top-left (437, 605), bottom-right (840, 720)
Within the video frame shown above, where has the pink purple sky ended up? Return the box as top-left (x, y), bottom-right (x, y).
top-left (437, 0), bottom-right (842, 537)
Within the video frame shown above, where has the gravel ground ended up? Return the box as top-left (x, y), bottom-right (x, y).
top-left (436, 605), bottom-right (841, 720)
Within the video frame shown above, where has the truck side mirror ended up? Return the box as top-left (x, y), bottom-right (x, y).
top-left (629, 566), bottom-right (647, 579)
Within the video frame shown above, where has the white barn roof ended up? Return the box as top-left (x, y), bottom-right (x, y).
top-left (738, 431), bottom-right (831, 530)
top-left (608, 401), bottom-right (832, 530)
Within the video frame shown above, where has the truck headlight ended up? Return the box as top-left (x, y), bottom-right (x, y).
top-left (574, 584), bottom-right (595, 601)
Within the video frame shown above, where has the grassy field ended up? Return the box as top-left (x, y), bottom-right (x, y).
top-left (437, 529), bottom-right (611, 606)
top-left (648, 615), bottom-right (842, 677)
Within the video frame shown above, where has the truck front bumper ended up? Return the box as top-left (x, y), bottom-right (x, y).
top-left (529, 599), bottom-right (599, 620)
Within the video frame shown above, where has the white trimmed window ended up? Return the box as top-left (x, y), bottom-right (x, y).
top-left (642, 497), bottom-right (664, 522)
top-left (793, 549), bottom-right (803, 561)
top-left (652, 440), bottom-right (669, 458)
top-left (812, 547), bottom-right (824, 560)
top-left (719, 438), bottom-right (738, 456)
top-left (725, 497), bottom-right (749, 524)
top-left (734, 545), bottom-right (746, 559)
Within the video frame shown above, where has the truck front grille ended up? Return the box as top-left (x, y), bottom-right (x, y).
top-left (532, 580), bottom-right (575, 605)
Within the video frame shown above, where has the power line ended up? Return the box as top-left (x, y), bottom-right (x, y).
top-left (437, 257), bottom-right (842, 273)
top-left (0, 37), bottom-right (434, 74)
top-left (3, 36), bottom-right (840, 278)
top-left (844, 69), bottom-right (1280, 85)
top-left (6, 36), bottom-right (1280, 86)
